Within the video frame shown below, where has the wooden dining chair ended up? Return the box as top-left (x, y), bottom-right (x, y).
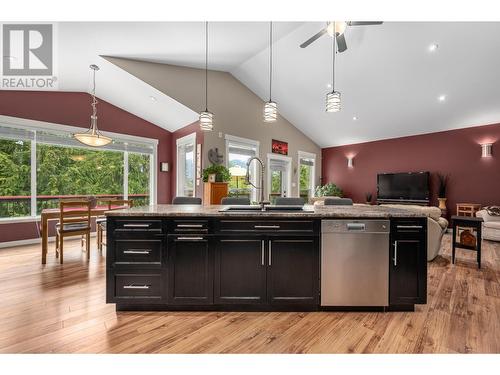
top-left (55, 200), bottom-right (91, 264)
top-left (97, 199), bottom-right (133, 252)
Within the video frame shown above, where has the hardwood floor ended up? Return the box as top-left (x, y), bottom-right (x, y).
top-left (0, 234), bottom-right (499, 353)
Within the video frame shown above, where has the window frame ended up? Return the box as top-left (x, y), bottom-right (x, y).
top-left (297, 150), bottom-right (316, 199)
top-left (176, 132), bottom-right (196, 198)
top-left (0, 115), bottom-right (158, 222)
top-left (224, 134), bottom-right (260, 202)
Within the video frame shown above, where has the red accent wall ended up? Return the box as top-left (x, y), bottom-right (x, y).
top-left (0, 90), bottom-right (173, 243)
top-left (322, 123), bottom-right (500, 214)
top-left (171, 121), bottom-right (205, 200)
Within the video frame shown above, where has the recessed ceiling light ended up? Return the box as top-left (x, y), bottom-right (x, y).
top-left (428, 43), bottom-right (439, 52)
top-left (438, 95), bottom-right (446, 102)
top-left (149, 96), bottom-right (157, 102)
top-left (326, 83), bottom-right (332, 89)
top-left (352, 116), bottom-right (358, 121)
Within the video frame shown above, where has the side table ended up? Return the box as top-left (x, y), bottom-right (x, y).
top-left (450, 215), bottom-right (483, 268)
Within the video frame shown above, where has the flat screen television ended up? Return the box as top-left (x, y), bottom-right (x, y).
top-left (377, 171), bottom-right (430, 202)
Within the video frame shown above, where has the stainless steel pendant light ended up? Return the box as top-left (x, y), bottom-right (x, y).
top-left (263, 21), bottom-right (277, 123)
top-left (74, 65), bottom-right (112, 147)
top-left (326, 22), bottom-right (341, 113)
top-left (199, 22), bottom-right (214, 131)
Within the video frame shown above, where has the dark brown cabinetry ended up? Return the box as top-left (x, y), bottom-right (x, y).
top-left (167, 235), bottom-right (213, 305)
top-left (389, 219), bottom-right (427, 308)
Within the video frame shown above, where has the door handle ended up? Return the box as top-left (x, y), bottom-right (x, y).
top-left (123, 284), bottom-right (150, 289)
top-left (123, 249), bottom-right (151, 254)
top-left (175, 237), bottom-right (205, 241)
top-left (261, 240), bottom-right (265, 266)
top-left (268, 240), bottom-right (272, 266)
top-left (393, 240), bottom-right (398, 266)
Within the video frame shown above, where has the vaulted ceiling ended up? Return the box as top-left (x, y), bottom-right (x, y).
top-left (15, 22), bottom-right (500, 147)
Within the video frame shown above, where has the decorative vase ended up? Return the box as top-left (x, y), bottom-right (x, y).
top-left (438, 197), bottom-right (447, 210)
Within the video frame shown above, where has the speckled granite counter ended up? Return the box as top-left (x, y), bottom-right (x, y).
top-left (105, 204), bottom-right (426, 218)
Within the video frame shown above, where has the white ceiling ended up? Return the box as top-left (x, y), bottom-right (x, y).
top-left (5, 22), bottom-right (500, 146)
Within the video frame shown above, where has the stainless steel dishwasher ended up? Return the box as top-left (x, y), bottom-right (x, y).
top-left (321, 220), bottom-right (390, 307)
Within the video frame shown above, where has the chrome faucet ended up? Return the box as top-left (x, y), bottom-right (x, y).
top-left (246, 156), bottom-right (267, 210)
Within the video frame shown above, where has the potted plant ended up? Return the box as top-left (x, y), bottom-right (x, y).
top-left (365, 192), bottom-right (373, 205)
top-left (310, 183), bottom-right (343, 204)
top-left (202, 164), bottom-right (231, 183)
top-left (436, 173), bottom-right (449, 210)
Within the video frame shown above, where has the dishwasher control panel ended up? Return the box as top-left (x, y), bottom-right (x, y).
top-left (321, 220), bottom-right (390, 233)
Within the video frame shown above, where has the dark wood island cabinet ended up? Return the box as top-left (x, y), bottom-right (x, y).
top-left (105, 205), bottom-right (427, 312)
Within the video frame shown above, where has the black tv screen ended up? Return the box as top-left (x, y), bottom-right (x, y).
top-left (377, 172), bottom-right (430, 201)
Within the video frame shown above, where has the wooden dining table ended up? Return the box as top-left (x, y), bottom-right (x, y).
top-left (40, 206), bottom-right (110, 264)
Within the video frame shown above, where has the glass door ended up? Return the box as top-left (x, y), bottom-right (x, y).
top-left (267, 155), bottom-right (291, 204)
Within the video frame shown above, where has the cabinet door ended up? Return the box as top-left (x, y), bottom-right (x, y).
top-left (214, 238), bottom-right (267, 304)
top-left (267, 237), bottom-right (319, 305)
top-left (390, 222), bottom-right (427, 305)
top-left (167, 235), bottom-right (213, 305)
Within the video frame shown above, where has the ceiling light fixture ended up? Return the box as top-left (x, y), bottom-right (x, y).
top-left (326, 22), bottom-right (341, 113)
top-left (73, 65), bottom-right (112, 147)
top-left (352, 116), bottom-right (358, 121)
top-left (150, 96), bottom-right (157, 102)
top-left (199, 21), bottom-right (214, 131)
top-left (428, 43), bottom-right (439, 52)
top-left (438, 94), bottom-right (446, 102)
top-left (326, 21), bottom-right (347, 37)
top-left (263, 21), bottom-right (277, 123)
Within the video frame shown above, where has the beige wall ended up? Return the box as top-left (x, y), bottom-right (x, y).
top-left (106, 57), bottom-right (321, 199)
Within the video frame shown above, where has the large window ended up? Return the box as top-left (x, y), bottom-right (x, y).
top-left (298, 151), bottom-right (316, 201)
top-left (225, 135), bottom-right (259, 202)
top-left (0, 117), bottom-right (157, 219)
top-left (176, 133), bottom-right (196, 197)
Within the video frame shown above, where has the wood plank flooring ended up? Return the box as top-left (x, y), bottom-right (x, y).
top-left (0, 234), bottom-right (498, 353)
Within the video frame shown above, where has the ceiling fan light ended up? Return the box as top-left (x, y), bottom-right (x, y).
top-left (199, 110), bottom-right (214, 131)
top-left (326, 91), bottom-right (341, 112)
top-left (327, 21), bottom-right (347, 36)
top-left (263, 101), bottom-right (278, 122)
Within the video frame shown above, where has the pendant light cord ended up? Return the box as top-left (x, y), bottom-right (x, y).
top-left (269, 21), bottom-right (273, 102)
top-left (332, 21), bottom-right (336, 92)
top-left (91, 67), bottom-right (98, 118)
top-left (205, 21), bottom-right (208, 112)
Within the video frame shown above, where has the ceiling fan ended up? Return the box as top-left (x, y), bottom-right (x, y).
top-left (299, 21), bottom-right (383, 52)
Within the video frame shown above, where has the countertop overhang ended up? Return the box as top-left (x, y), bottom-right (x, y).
top-left (105, 204), bottom-right (427, 218)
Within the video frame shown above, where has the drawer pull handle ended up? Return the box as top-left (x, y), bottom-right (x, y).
top-left (397, 225), bottom-right (423, 229)
top-left (176, 237), bottom-right (205, 241)
top-left (123, 224), bottom-right (151, 228)
top-left (123, 284), bottom-right (150, 289)
top-left (254, 225), bottom-right (280, 229)
top-left (177, 224), bottom-right (203, 228)
top-left (123, 250), bottom-right (151, 254)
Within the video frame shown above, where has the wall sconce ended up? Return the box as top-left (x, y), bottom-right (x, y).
top-left (347, 157), bottom-right (354, 168)
top-left (160, 162), bottom-right (169, 172)
top-left (481, 143), bottom-right (493, 158)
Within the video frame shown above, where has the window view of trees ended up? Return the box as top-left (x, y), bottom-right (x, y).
top-left (0, 139), bottom-right (31, 217)
top-left (299, 163), bottom-right (312, 200)
top-left (227, 154), bottom-right (253, 199)
top-left (0, 136), bottom-right (152, 219)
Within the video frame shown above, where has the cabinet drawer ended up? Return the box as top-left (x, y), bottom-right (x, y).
top-left (114, 239), bottom-right (162, 265)
top-left (218, 220), bottom-right (314, 233)
top-left (114, 273), bottom-right (162, 298)
top-left (392, 219), bottom-right (426, 237)
top-left (113, 219), bottom-right (163, 233)
top-left (172, 219), bottom-right (209, 233)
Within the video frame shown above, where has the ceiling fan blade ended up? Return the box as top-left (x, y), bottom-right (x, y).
top-left (336, 33), bottom-right (347, 53)
top-left (347, 21), bottom-right (383, 26)
top-left (300, 28), bottom-right (327, 48)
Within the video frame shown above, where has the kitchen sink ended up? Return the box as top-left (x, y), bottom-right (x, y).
top-left (219, 205), bottom-right (313, 212)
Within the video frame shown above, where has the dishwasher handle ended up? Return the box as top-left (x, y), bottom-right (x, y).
top-left (347, 223), bottom-right (366, 231)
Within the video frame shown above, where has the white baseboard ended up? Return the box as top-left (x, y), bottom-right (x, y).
top-left (0, 233), bottom-right (97, 249)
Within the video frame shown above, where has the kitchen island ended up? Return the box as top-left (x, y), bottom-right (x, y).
top-left (105, 204), bottom-right (427, 312)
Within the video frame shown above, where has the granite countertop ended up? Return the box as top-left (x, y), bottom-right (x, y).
top-left (105, 204), bottom-right (426, 218)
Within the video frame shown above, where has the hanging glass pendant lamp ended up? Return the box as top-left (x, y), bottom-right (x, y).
top-left (199, 22), bottom-right (214, 131)
top-left (263, 21), bottom-right (277, 122)
top-left (74, 65), bottom-right (112, 146)
top-left (326, 22), bottom-right (341, 113)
